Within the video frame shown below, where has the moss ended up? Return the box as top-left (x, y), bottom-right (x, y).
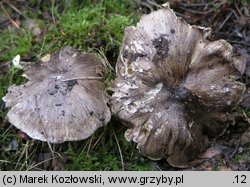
top-left (0, 30), bottom-right (32, 62)
top-left (233, 144), bottom-right (250, 164)
top-left (43, 0), bottom-right (138, 64)
top-left (64, 123), bottom-right (152, 171)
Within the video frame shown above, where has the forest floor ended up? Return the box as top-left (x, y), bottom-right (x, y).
top-left (0, 0), bottom-right (249, 171)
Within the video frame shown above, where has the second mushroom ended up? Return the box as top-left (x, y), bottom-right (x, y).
top-left (111, 6), bottom-right (246, 167)
top-left (3, 46), bottom-right (110, 143)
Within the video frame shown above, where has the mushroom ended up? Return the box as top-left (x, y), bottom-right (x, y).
top-left (3, 46), bottom-right (111, 143)
top-left (111, 5), bottom-right (246, 167)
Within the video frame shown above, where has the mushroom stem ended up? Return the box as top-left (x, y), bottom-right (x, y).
top-left (62, 77), bottom-right (103, 82)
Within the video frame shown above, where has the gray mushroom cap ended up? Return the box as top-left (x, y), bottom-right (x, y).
top-left (3, 46), bottom-right (111, 143)
top-left (111, 6), bottom-right (246, 167)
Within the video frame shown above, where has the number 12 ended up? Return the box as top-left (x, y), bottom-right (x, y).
top-left (235, 175), bottom-right (247, 183)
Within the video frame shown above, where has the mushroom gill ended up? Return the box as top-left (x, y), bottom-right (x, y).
top-left (111, 6), bottom-right (246, 167)
top-left (3, 46), bottom-right (111, 143)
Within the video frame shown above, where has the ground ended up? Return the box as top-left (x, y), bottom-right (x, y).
top-left (0, 0), bottom-right (249, 171)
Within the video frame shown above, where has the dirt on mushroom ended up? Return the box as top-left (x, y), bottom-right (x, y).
top-left (152, 34), bottom-right (170, 63)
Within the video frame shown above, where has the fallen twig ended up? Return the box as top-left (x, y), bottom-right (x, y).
top-left (0, 2), bottom-right (20, 29)
top-left (217, 12), bottom-right (234, 32)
